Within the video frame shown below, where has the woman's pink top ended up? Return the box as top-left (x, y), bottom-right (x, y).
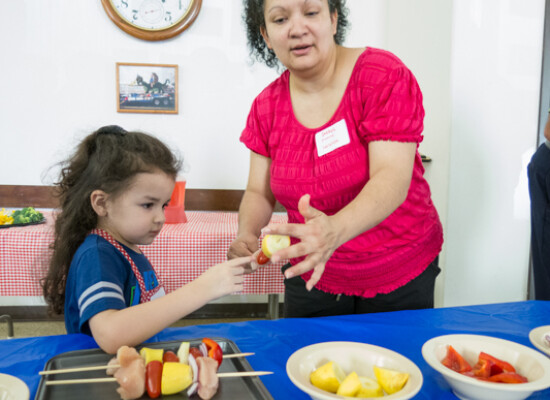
top-left (240, 47), bottom-right (443, 298)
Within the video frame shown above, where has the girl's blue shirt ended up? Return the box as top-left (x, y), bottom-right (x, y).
top-left (64, 234), bottom-right (160, 335)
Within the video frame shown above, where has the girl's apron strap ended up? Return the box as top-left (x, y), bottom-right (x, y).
top-left (90, 228), bottom-right (164, 303)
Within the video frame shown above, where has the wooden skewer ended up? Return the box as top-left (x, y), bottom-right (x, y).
top-left (217, 371), bottom-right (272, 378)
top-left (222, 352), bottom-right (254, 359)
top-left (39, 353), bottom-right (255, 376)
top-left (46, 377), bottom-right (117, 385)
top-left (45, 371), bottom-right (273, 385)
top-left (40, 365), bottom-right (116, 375)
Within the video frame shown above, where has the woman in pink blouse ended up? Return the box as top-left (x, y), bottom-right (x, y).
top-left (228, 0), bottom-right (443, 317)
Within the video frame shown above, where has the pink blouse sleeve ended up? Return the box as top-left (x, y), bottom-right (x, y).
top-left (359, 66), bottom-right (425, 144)
top-left (240, 97), bottom-right (270, 157)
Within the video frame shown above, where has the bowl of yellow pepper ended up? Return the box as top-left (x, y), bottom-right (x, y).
top-left (286, 341), bottom-right (422, 400)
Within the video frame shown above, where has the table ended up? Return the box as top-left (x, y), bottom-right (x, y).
top-left (0, 301), bottom-right (549, 399)
top-left (0, 211), bottom-right (287, 314)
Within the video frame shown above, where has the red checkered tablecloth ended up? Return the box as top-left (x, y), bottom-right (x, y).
top-left (0, 211), bottom-right (287, 297)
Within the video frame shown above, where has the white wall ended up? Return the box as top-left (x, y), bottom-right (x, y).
top-left (0, 1), bottom-right (545, 308)
top-left (444, 0), bottom-right (544, 306)
top-left (0, 1), bottom-right (277, 189)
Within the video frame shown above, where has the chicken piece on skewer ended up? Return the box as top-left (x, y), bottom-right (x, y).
top-left (106, 346), bottom-right (146, 400)
top-left (196, 356), bottom-right (220, 400)
top-left (106, 356), bottom-right (119, 376)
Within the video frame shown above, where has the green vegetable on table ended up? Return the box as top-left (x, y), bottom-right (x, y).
top-left (10, 207), bottom-right (44, 224)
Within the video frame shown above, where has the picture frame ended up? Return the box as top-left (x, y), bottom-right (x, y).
top-left (116, 62), bottom-right (178, 114)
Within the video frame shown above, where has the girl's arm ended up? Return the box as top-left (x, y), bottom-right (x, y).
top-left (266, 140), bottom-right (417, 290)
top-left (227, 151), bottom-right (276, 260)
top-left (88, 256), bottom-right (251, 354)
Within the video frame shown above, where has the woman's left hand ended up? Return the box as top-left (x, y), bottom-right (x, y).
top-left (266, 194), bottom-right (342, 291)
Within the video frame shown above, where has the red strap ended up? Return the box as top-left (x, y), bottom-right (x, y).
top-left (91, 228), bottom-right (163, 303)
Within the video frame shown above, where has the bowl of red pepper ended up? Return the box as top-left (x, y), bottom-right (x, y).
top-left (422, 334), bottom-right (550, 400)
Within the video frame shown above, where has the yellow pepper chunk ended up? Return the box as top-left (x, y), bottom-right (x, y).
top-left (336, 371), bottom-right (361, 397)
top-left (139, 347), bottom-right (163, 365)
top-left (161, 362), bottom-right (192, 395)
top-left (373, 366), bottom-right (409, 395)
top-left (310, 361), bottom-right (346, 393)
top-left (0, 209), bottom-right (13, 225)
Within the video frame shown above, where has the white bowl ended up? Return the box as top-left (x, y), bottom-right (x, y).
top-left (286, 341), bottom-right (423, 400)
top-left (0, 373), bottom-right (29, 400)
top-left (529, 325), bottom-right (550, 357)
top-left (422, 334), bottom-right (550, 400)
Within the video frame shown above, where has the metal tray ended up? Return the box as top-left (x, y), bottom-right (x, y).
top-left (0, 217), bottom-right (45, 229)
top-left (35, 338), bottom-right (273, 400)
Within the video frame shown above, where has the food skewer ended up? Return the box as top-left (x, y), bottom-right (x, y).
top-left (45, 371), bottom-right (273, 385)
top-left (39, 353), bottom-right (255, 376)
top-left (41, 340), bottom-right (259, 400)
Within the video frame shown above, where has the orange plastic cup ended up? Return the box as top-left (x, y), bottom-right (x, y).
top-left (164, 180), bottom-right (187, 223)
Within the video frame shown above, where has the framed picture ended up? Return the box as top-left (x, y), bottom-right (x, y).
top-left (116, 62), bottom-right (178, 114)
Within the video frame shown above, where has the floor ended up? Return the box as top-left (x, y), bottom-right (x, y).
top-left (0, 318), bottom-right (258, 339)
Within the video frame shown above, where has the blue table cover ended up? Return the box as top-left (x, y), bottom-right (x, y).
top-left (0, 301), bottom-right (549, 399)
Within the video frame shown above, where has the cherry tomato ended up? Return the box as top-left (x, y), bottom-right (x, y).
top-left (163, 350), bottom-right (179, 363)
top-left (202, 338), bottom-right (223, 367)
top-left (257, 251), bottom-right (270, 265)
top-left (146, 360), bottom-right (163, 399)
top-left (189, 347), bottom-right (203, 360)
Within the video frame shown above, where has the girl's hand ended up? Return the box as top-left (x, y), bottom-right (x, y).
top-left (199, 256), bottom-right (252, 298)
top-left (266, 194), bottom-right (342, 291)
top-left (227, 232), bottom-right (261, 273)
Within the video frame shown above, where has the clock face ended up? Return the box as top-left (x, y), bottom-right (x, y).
top-left (109, 0), bottom-right (194, 31)
top-left (102, 0), bottom-right (201, 40)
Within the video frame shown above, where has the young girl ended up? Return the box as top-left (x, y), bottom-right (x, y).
top-left (42, 125), bottom-right (252, 354)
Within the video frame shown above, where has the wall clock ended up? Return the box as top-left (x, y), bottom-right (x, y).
top-left (101, 0), bottom-right (202, 41)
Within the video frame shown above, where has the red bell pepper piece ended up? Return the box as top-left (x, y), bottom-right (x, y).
top-left (478, 352), bottom-right (515, 373)
top-left (488, 372), bottom-right (528, 383)
top-left (442, 345), bottom-right (472, 373)
top-left (145, 360), bottom-right (163, 398)
top-left (489, 363), bottom-right (504, 376)
top-left (202, 338), bottom-right (223, 367)
top-left (471, 358), bottom-right (494, 378)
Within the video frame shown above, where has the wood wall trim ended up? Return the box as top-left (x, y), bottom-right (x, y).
top-left (0, 185), bottom-right (284, 212)
top-left (186, 189), bottom-right (244, 211)
top-left (0, 185), bottom-right (59, 208)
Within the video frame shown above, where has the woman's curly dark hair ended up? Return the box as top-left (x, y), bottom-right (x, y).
top-left (243, 0), bottom-right (350, 69)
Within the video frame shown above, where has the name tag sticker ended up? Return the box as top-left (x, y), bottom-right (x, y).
top-left (315, 119), bottom-right (350, 157)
